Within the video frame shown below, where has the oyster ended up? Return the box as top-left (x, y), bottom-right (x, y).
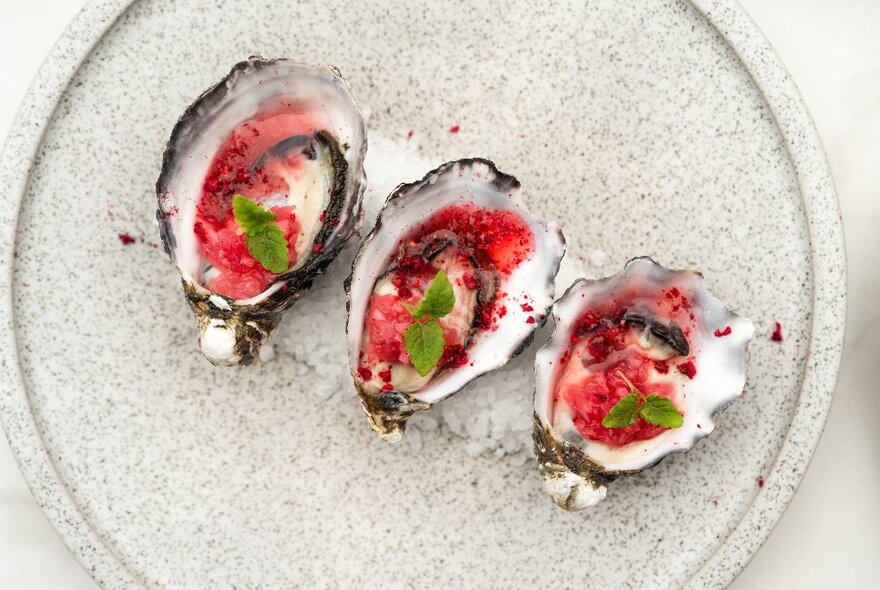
top-left (534, 257), bottom-right (754, 510)
top-left (156, 57), bottom-right (366, 365)
top-left (346, 159), bottom-right (566, 441)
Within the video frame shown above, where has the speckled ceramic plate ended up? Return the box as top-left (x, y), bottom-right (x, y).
top-left (0, 1), bottom-right (845, 588)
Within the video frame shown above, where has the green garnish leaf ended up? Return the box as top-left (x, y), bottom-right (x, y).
top-left (232, 194), bottom-right (277, 233)
top-left (601, 393), bottom-right (639, 428)
top-left (399, 269), bottom-right (457, 377)
top-left (639, 394), bottom-right (684, 428)
top-left (403, 319), bottom-right (446, 377)
top-left (245, 225), bottom-right (289, 274)
top-left (602, 370), bottom-right (683, 429)
top-left (408, 270), bottom-right (455, 320)
top-left (231, 194), bottom-right (289, 274)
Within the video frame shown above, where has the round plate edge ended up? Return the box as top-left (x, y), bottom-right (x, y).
top-left (0, 1), bottom-right (847, 589)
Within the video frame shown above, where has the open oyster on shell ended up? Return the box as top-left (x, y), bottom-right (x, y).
top-left (534, 257), bottom-right (754, 510)
top-left (346, 159), bottom-right (566, 442)
top-left (156, 57), bottom-right (366, 365)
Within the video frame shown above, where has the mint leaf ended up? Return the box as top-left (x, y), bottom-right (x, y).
top-left (602, 393), bottom-right (639, 428)
top-left (603, 370), bottom-right (683, 430)
top-left (639, 395), bottom-right (684, 428)
top-left (233, 194), bottom-right (276, 233)
top-left (399, 269), bottom-right (456, 376)
top-left (245, 224), bottom-right (289, 274)
top-left (409, 270), bottom-right (455, 320)
top-left (231, 194), bottom-right (289, 274)
top-left (403, 319), bottom-right (445, 377)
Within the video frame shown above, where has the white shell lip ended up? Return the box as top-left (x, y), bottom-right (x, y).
top-left (346, 158), bottom-right (567, 406)
top-left (535, 257), bottom-right (755, 474)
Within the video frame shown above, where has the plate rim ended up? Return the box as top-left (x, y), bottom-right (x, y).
top-left (684, 0), bottom-right (846, 585)
top-left (0, 1), bottom-right (846, 588)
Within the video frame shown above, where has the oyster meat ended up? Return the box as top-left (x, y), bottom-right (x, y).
top-left (346, 159), bottom-right (566, 441)
top-left (156, 57), bottom-right (366, 365)
top-left (534, 257), bottom-right (754, 510)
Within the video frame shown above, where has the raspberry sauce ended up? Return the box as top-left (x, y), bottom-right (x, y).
top-left (555, 282), bottom-right (695, 447)
top-left (412, 203), bottom-right (535, 275)
top-left (193, 105), bottom-right (319, 299)
top-left (360, 204), bottom-right (535, 386)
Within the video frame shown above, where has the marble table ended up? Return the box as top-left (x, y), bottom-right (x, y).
top-left (0, 0), bottom-right (875, 587)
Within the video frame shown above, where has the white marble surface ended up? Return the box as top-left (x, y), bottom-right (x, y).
top-left (0, 0), bottom-right (874, 587)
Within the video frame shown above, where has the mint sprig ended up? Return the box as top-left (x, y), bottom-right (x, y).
top-left (402, 270), bottom-right (456, 377)
top-left (601, 393), bottom-right (639, 428)
top-left (245, 225), bottom-right (288, 274)
top-left (602, 370), bottom-right (683, 429)
top-left (232, 194), bottom-right (277, 231)
top-left (408, 269), bottom-right (455, 319)
top-left (232, 194), bottom-right (289, 274)
top-left (639, 394), bottom-right (684, 428)
top-left (403, 320), bottom-right (446, 377)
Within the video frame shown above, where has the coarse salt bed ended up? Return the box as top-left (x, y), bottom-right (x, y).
top-left (589, 248), bottom-right (607, 268)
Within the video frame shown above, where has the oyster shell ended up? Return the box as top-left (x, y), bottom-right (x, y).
top-left (534, 257), bottom-right (754, 510)
top-left (156, 57), bottom-right (366, 365)
top-left (346, 159), bottom-right (566, 442)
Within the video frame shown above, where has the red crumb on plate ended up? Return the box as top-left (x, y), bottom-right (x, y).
top-left (771, 322), bottom-right (783, 342)
top-left (449, 125), bottom-right (460, 133)
top-left (714, 326), bottom-right (732, 337)
top-left (118, 233), bottom-right (136, 245)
